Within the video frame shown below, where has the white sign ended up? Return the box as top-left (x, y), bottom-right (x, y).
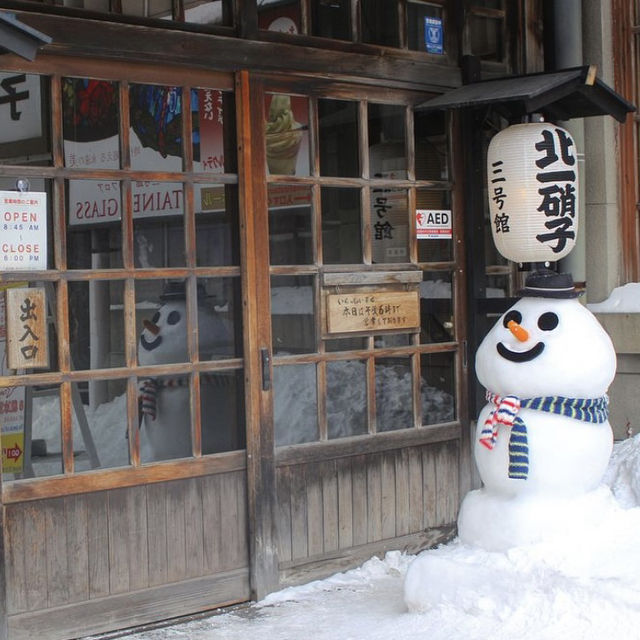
top-left (0, 191), bottom-right (47, 270)
top-left (0, 72), bottom-right (42, 144)
top-left (416, 209), bottom-right (452, 239)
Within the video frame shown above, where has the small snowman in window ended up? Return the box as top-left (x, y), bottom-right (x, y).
top-left (138, 281), bottom-right (235, 461)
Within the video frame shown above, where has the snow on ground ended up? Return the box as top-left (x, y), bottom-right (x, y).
top-left (90, 434), bottom-right (640, 640)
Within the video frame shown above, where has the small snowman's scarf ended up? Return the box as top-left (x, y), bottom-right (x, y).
top-left (480, 391), bottom-right (609, 480)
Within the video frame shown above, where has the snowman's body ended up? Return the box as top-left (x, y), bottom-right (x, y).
top-left (138, 298), bottom-right (234, 461)
top-left (458, 295), bottom-right (616, 549)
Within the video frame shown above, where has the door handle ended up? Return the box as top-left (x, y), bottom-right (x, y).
top-left (260, 347), bottom-right (271, 391)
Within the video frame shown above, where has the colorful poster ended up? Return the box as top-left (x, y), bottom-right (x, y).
top-left (425, 17), bottom-right (444, 55)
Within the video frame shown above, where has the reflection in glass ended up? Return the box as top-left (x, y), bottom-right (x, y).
top-left (420, 271), bottom-right (454, 343)
top-left (258, 1), bottom-right (301, 32)
top-left (185, 1), bottom-right (233, 26)
top-left (0, 73), bottom-right (51, 167)
top-left (130, 83), bottom-right (184, 169)
top-left (192, 89), bottom-right (236, 173)
top-left (68, 280), bottom-right (125, 372)
top-left (470, 16), bottom-right (504, 62)
top-left (361, 0), bottom-right (399, 47)
top-left (265, 94), bottom-right (309, 176)
top-left (67, 178), bottom-right (122, 230)
top-left (416, 189), bottom-right (453, 262)
top-left (312, 0), bottom-right (351, 39)
top-left (408, 2), bottom-right (444, 52)
top-left (318, 99), bottom-right (359, 177)
top-left (371, 188), bottom-right (409, 263)
top-left (271, 275), bottom-right (315, 355)
top-left (268, 185), bottom-right (313, 265)
top-left (374, 334), bottom-right (411, 348)
top-left (274, 364), bottom-right (317, 445)
top-left (376, 358), bottom-right (412, 431)
top-left (327, 360), bottom-right (367, 439)
top-left (201, 369), bottom-right (245, 454)
top-left (324, 336), bottom-right (367, 352)
top-left (139, 373), bottom-right (191, 461)
top-left (421, 352), bottom-right (455, 425)
top-left (196, 184), bottom-right (240, 266)
top-left (197, 277), bottom-right (242, 360)
top-left (62, 77), bottom-right (119, 169)
top-left (321, 187), bottom-right (362, 264)
top-left (414, 110), bottom-right (448, 181)
top-left (368, 104), bottom-right (406, 178)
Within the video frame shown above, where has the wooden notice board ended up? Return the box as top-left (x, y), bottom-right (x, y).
top-left (326, 290), bottom-right (420, 334)
top-left (5, 287), bottom-right (48, 369)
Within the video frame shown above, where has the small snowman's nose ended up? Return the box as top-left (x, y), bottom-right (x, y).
top-left (143, 319), bottom-right (160, 336)
top-left (507, 319), bottom-right (529, 342)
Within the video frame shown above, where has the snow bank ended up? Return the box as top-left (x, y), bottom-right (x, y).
top-left (587, 282), bottom-right (640, 313)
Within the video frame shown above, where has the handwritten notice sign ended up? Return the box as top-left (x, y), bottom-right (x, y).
top-left (416, 209), bottom-right (452, 239)
top-left (327, 290), bottom-right (420, 334)
top-left (6, 287), bottom-right (48, 369)
top-left (0, 190), bottom-right (47, 270)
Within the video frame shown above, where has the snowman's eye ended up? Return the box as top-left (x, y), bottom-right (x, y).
top-left (167, 310), bottom-right (181, 325)
top-left (537, 312), bottom-right (559, 331)
top-left (151, 312), bottom-right (160, 324)
top-left (502, 310), bottom-right (522, 328)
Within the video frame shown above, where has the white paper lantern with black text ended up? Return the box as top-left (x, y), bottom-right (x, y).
top-left (487, 122), bottom-right (578, 263)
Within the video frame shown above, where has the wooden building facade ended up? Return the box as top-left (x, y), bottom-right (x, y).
top-left (0, 2), bottom-right (542, 638)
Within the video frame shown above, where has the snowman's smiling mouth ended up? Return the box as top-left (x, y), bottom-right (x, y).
top-left (141, 334), bottom-right (162, 351)
top-left (496, 341), bottom-right (545, 363)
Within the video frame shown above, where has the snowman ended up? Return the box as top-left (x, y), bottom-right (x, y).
top-left (138, 282), bottom-right (235, 461)
top-left (456, 269), bottom-right (617, 550)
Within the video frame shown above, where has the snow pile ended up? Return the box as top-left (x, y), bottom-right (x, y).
top-left (603, 432), bottom-right (640, 508)
top-left (587, 282), bottom-right (640, 313)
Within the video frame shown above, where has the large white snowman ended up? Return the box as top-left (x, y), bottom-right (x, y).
top-left (457, 269), bottom-right (617, 550)
top-left (138, 282), bottom-right (236, 461)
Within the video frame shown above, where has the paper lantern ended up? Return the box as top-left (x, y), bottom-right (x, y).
top-left (487, 122), bottom-right (578, 263)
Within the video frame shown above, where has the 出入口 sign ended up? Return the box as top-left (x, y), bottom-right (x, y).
top-left (6, 287), bottom-right (48, 369)
top-left (0, 190), bottom-right (48, 270)
top-left (326, 290), bottom-right (420, 334)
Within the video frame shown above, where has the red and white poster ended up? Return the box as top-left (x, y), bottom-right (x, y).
top-left (416, 209), bottom-right (452, 239)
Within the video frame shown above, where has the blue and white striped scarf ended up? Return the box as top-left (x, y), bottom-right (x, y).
top-left (480, 391), bottom-right (609, 480)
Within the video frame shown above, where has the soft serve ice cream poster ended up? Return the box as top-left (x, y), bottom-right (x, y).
top-left (265, 94), bottom-right (309, 176)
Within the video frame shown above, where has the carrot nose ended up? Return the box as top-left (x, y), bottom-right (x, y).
top-left (507, 319), bottom-right (529, 342)
top-left (143, 319), bottom-right (160, 336)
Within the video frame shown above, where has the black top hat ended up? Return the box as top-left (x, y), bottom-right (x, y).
top-left (517, 269), bottom-right (583, 299)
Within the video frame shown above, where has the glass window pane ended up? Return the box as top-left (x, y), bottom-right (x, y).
top-left (361, 0), bottom-right (399, 47)
top-left (63, 77), bottom-right (119, 170)
top-left (420, 352), bottom-right (455, 425)
top-left (4, 384), bottom-right (62, 479)
top-left (139, 373), bottom-right (191, 461)
top-left (319, 99), bottom-right (359, 177)
top-left (369, 104), bottom-right (406, 178)
top-left (408, 2), bottom-right (445, 52)
top-left (258, 1), bottom-right (302, 33)
top-left (321, 187), bottom-right (362, 264)
top-left (192, 88), bottom-right (236, 174)
top-left (376, 357), bottom-right (412, 431)
top-left (69, 280), bottom-right (125, 371)
top-left (327, 360), bottom-right (367, 438)
top-left (470, 16), bottom-right (504, 62)
top-left (268, 185), bottom-right (313, 265)
top-left (324, 336), bottom-right (367, 352)
top-left (416, 189), bottom-right (453, 262)
top-left (133, 188), bottom-right (186, 267)
top-left (120, 0), bottom-right (173, 18)
top-left (201, 369), bottom-right (245, 454)
top-left (371, 188), bottom-right (409, 263)
top-left (184, 1), bottom-right (233, 27)
top-left (265, 94), bottom-right (309, 176)
top-left (271, 275), bottom-right (315, 355)
top-left (420, 271), bottom-right (454, 343)
top-left (197, 277), bottom-right (242, 360)
top-left (274, 363), bottom-right (317, 445)
top-left (415, 110), bottom-right (449, 181)
top-left (311, 0), bottom-right (351, 40)
top-left (130, 83), bottom-right (184, 170)
top-left (374, 333), bottom-right (412, 348)
top-left (74, 377), bottom-right (130, 472)
top-left (196, 184), bottom-right (240, 266)
top-left (0, 73), bottom-right (51, 167)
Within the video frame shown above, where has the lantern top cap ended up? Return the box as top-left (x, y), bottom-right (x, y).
top-left (416, 65), bottom-right (636, 124)
top-left (518, 269), bottom-right (583, 299)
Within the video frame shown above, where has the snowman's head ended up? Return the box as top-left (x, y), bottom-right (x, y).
top-left (138, 300), bottom-right (230, 366)
top-left (475, 296), bottom-right (616, 399)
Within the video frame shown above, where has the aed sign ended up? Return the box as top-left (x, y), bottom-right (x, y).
top-left (0, 190), bottom-right (47, 270)
top-left (416, 209), bottom-right (452, 239)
